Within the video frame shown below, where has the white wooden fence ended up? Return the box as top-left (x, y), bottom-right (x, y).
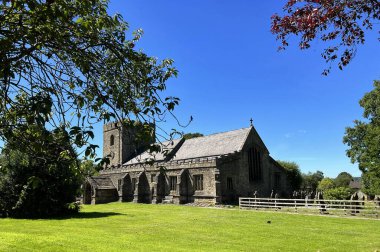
top-left (239, 197), bottom-right (380, 218)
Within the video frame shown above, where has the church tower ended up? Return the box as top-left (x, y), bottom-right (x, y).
top-left (103, 121), bottom-right (155, 167)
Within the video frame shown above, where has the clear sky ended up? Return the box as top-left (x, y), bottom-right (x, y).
top-left (92, 0), bottom-right (380, 178)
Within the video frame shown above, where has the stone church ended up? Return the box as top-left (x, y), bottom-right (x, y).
top-left (83, 122), bottom-right (291, 205)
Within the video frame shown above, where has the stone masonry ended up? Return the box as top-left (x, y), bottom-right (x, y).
top-left (84, 122), bottom-right (291, 205)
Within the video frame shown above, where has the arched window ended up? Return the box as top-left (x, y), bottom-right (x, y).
top-left (248, 146), bottom-right (262, 182)
top-left (110, 135), bottom-right (115, 146)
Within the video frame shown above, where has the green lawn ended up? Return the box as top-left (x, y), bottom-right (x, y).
top-left (0, 203), bottom-right (379, 252)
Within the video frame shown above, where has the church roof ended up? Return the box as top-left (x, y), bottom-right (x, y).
top-left (349, 177), bottom-right (362, 189)
top-left (87, 176), bottom-right (116, 190)
top-left (125, 138), bottom-right (183, 165)
top-left (172, 127), bottom-right (251, 160)
top-left (124, 127), bottom-right (251, 165)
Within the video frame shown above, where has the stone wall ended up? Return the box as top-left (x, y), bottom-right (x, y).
top-left (97, 124), bottom-right (291, 205)
top-left (93, 189), bottom-right (119, 204)
top-left (216, 129), bottom-right (291, 203)
top-left (103, 122), bottom-right (155, 167)
top-left (269, 161), bottom-right (291, 197)
top-left (103, 122), bottom-right (123, 167)
top-left (97, 146), bottom-right (290, 205)
top-left (98, 158), bottom-right (220, 204)
top-left (217, 154), bottom-right (242, 203)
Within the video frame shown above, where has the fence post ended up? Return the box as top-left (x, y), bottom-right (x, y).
top-left (343, 200), bottom-right (346, 215)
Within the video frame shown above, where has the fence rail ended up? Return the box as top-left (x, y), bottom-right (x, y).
top-left (239, 197), bottom-right (380, 218)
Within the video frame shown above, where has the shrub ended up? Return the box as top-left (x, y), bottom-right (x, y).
top-left (0, 128), bottom-right (81, 218)
top-left (318, 178), bottom-right (335, 191)
top-left (323, 187), bottom-right (353, 200)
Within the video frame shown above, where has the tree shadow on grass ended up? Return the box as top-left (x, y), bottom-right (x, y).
top-left (52, 211), bottom-right (127, 220)
top-left (2, 211), bottom-right (128, 220)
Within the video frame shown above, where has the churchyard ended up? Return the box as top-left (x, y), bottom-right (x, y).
top-left (239, 197), bottom-right (380, 219)
top-left (0, 203), bottom-right (379, 251)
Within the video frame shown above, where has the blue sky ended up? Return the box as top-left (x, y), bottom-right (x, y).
top-left (94, 0), bottom-right (380, 178)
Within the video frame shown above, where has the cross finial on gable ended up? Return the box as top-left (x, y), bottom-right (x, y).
top-left (250, 118), bottom-right (253, 127)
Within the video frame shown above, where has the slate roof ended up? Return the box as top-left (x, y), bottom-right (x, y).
top-left (172, 127), bottom-right (251, 160)
top-left (349, 177), bottom-right (362, 189)
top-left (125, 138), bottom-right (183, 165)
top-left (124, 127), bottom-right (251, 165)
top-left (87, 176), bottom-right (116, 190)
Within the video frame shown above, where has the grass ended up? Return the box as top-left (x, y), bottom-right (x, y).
top-left (0, 203), bottom-right (379, 252)
top-left (242, 204), bottom-right (379, 219)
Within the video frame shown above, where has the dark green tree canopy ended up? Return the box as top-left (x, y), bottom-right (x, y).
top-left (277, 160), bottom-right (303, 191)
top-left (183, 132), bottom-right (204, 140)
top-left (334, 172), bottom-right (353, 188)
top-left (0, 0), bottom-right (183, 217)
top-left (0, 127), bottom-right (81, 218)
top-left (301, 170), bottom-right (324, 192)
top-left (344, 81), bottom-right (380, 195)
top-left (0, 0), bottom-right (180, 163)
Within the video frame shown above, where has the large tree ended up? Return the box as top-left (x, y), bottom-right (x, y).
top-left (0, 127), bottom-right (81, 218)
top-left (301, 170), bottom-right (324, 192)
top-left (0, 0), bottom-right (180, 159)
top-left (271, 0), bottom-right (380, 74)
top-left (0, 0), bottom-right (181, 216)
top-left (344, 81), bottom-right (380, 196)
top-left (277, 160), bottom-right (303, 191)
top-left (334, 171), bottom-right (353, 188)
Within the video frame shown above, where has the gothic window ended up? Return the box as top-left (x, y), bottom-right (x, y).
top-left (248, 146), bottom-right (262, 182)
top-left (169, 176), bottom-right (177, 191)
top-left (215, 174), bottom-right (220, 182)
top-left (194, 175), bottom-right (203, 191)
top-left (110, 135), bottom-right (115, 146)
top-left (227, 177), bottom-right (233, 190)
